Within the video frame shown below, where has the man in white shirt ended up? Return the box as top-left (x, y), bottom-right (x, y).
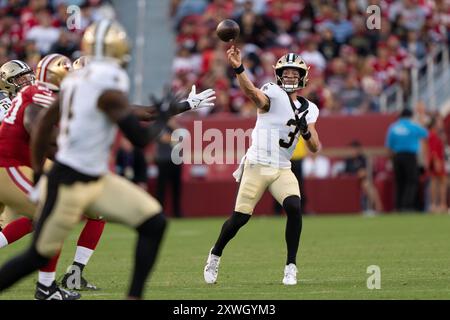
top-left (303, 153), bottom-right (331, 178)
top-left (26, 10), bottom-right (60, 55)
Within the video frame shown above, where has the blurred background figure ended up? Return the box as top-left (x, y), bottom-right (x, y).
top-left (115, 138), bottom-right (148, 190)
top-left (303, 152), bottom-right (331, 179)
top-left (427, 115), bottom-right (448, 214)
top-left (156, 118), bottom-right (183, 218)
top-left (343, 140), bottom-right (383, 213)
top-left (385, 108), bottom-right (428, 212)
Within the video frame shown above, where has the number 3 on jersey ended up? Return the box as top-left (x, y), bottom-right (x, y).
top-left (279, 118), bottom-right (299, 149)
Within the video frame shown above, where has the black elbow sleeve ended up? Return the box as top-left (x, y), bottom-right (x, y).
top-left (117, 113), bottom-right (150, 148)
top-left (170, 101), bottom-right (190, 117)
top-left (117, 113), bottom-right (167, 148)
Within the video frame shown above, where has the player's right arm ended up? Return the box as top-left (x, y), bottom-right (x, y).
top-left (227, 45), bottom-right (269, 112)
top-left (98, 89), bottom-right (181, 148)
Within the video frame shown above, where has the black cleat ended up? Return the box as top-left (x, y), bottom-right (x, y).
top-left (60, 272), bottom-right (100, 291)
top-left (35, 281), bottom-right (81, 300)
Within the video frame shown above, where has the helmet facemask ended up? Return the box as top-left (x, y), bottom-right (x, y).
top-left (275, 68), bottom-right (308, 93)
top-left (9, 71), bottom-right (35, 93)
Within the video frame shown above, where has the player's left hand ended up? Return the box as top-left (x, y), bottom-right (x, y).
top-left (186, 85), bottom-right (216, 109)
top-left (295, 110), bottom-right (309, 134)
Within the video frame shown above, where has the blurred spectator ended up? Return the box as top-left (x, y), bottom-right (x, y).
top-left (318, 27), bottom-right (339, 60)
top-left (347, 16), bottom-right (374, 57)
top-left (49, 30), bottom-right (79, 58)
top-left (156, 119), bottom-right (183, 218)
top-left (339, 72), bottom-right (369, 114)
top-left (326, 57), bottom-right (347, 95)
top-left (322, 11), bottom-right (353, 45)
top-left (300, 34), bottom-right (326, 72)
top-left (116, 138), bottom-right (148, 190)
top-left (388, 0), bottom-right (428, 32)
top-left (404, 30), bottom-right (427, 60)
top-left (303, 152), bottom-right (331, 179)
top-left (25, 9), bottom-right (60, 55)
top-left (427, 116), bottom-right (448, 214)
top-left (234, 0), bottom-right (267, 16)
top-left (169, 0), bottom-right (448, 115)
top-left (343, 140), bottom-right (383, 213)
top-left (385, 108), bottom-right (429, 212)
top-left (172, 41), bottom-right (202, 75)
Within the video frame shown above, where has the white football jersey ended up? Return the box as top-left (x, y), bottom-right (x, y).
top-left (0, 91), bottom-right (12, 122)
top-left (56, 59), bottom-right (130, 176)
top-left (246, 82), bottom-right (319, 168)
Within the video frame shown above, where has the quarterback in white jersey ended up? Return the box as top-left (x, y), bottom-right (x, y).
top-left (204, 48), bottom-right (321, 286)
top-left (246, 81), bottom-right (320, 168)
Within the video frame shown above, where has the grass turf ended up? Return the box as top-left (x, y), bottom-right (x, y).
top-left (0, 213), bottom-right (449, 300)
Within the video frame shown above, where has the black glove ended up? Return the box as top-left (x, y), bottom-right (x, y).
top-left (149, 91), bottom-right (186, 122)
top-left (295, 110), bottom-right (309, 135)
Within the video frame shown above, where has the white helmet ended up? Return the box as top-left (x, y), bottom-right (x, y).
top-left (0, 60), bottom-right (35, 96)
top-left (273, 53), bottom-right (310, 92)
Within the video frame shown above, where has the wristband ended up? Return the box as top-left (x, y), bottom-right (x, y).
top-left (302, 131), bottom-right (311, 140)
top-left (233, 64), bottom-right (245, 75)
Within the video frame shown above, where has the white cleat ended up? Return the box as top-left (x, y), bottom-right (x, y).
top-left (282, 263), bottom-right (298, 285)
top-left (204, 248), bottom-right (221, 284)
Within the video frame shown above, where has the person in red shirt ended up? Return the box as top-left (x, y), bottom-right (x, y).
top-left (427, 115), bottom-right (448, 213)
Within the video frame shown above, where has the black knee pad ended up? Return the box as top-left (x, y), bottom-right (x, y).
top-left (137, 213), bottom-right (167, 238)
top-left (283, 196), bottom-right (301, 217)
top-left (231, 211), bottom-right (251, 228)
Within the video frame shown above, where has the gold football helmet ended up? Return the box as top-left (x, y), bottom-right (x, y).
top-left (0, 60), bottom-right (35, 96)
top-left (273, 53), bottom-right (310, 92)
top-left (81, 19), bottom-right (130, 66)
top-left (36, 54), bottom-right (72, 91)
top-left (72, 56), bottom-right (91, 70)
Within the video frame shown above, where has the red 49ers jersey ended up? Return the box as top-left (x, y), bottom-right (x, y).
top-left (0, 83), bottom-right (56, 167)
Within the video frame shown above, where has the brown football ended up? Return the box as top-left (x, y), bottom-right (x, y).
top-left (216, 19), bottom-right (240, 42)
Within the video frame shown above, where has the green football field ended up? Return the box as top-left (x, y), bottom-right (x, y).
top-left (0, 213), bottom-right (449, 300)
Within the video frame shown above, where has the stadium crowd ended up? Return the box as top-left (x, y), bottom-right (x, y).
top-left (169, 0), bottom-right (450, 116)
top-left (0, 0), bottom-right (116, 69)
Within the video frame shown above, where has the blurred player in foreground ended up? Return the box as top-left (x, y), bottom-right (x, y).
top-left (0, 19), bottom-right (215, 299)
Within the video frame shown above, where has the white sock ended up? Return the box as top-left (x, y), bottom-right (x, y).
top-left (74, 246), bottom-right (94, 266)
top-left (38, 271), bottom-right (55, 287)
top-left (0, 232), bottom-right (8, 248)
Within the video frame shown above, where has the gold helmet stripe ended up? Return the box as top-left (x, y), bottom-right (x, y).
top-left (94, 19), bottom-right (112, 59)
top-left (39, 54), bottom-right (60, 82)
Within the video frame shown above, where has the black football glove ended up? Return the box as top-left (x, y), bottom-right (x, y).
top-left (149, 91), bottom-right (184, 122)
top-left (295, 110), bottom-right (309, 135)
